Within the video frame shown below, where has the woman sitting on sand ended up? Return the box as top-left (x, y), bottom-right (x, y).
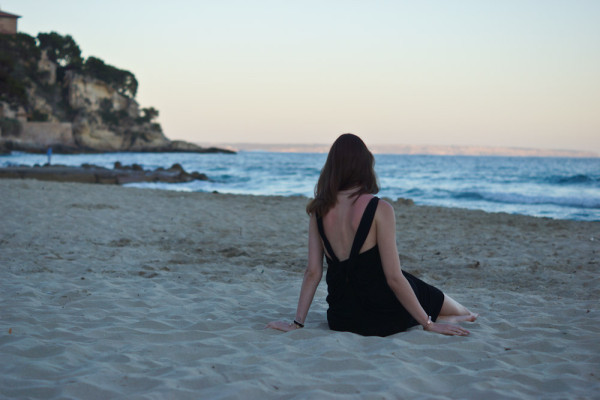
top-left (268, 133), bottom-right (477, 337)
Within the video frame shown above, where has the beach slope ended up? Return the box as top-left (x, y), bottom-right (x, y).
top-left (0, 180), bottom-right (598, 399)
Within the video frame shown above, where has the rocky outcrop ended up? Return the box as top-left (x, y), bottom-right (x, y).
top-left (0, 33), bottom-right (233, 154)
top-left (65, 71), bottom-right (137, 116)
top-left (37, 49), bottom-right (57, 85)
top-left (0, 162), bottom-right (210, 185)
top-left (72, 119), bottom-right (126, 151)
top-left (22, 122), bottom-right (75, 147)
top-left (0, 72), bottom-right (235, 153)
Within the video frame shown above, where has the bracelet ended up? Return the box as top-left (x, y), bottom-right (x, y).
top-left (293, 320), bottom-right (304, 328)
top-left (423, 316), bottom-right (432, 330)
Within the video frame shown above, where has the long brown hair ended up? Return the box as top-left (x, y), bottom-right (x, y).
top-left (306, 133), bottom-right (379, 217)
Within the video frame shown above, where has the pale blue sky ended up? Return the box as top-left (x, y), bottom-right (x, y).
top-left (4, 0), bottom-right (599, 152)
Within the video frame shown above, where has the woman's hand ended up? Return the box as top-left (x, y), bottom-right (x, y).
top-left (266, 321), bottom-right (299, 332)
top-left (425, 322), bottom-right (470, 336)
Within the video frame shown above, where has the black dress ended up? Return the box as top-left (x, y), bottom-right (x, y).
top-left (317, 197), bottom-right (445, 337)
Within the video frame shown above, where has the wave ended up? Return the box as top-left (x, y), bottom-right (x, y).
top-left (450, 190), bottom-right (600, 209)
top-left (401, 188), bottom-right (426, 197)
top-left (210, 174), bottom-right (252, 184)
top-left (546, 174), bottom-right (600, 185)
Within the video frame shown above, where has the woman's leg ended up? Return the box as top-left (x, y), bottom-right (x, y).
top-left (436, 294), bottom-right (478, 323)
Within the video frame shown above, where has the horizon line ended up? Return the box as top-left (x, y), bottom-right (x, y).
top-left (195, 142), bottom-right (599, 158)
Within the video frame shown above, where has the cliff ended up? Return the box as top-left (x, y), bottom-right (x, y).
top-left (0, 32), bottom-right (233, 154)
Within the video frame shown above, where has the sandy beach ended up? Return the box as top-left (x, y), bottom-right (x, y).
top-left (1, 179), bottom-right (598, 399)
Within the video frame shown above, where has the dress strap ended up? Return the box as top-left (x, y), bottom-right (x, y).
top-left (349, 197), bottom-right (379, 258)
top-left (317, 216), bottom-right (340, 263)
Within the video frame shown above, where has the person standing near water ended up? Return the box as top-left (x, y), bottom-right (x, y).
top-left (46, 147), bottom-right (52, 165)
top-left (268, 134), bottom-right (477, 336)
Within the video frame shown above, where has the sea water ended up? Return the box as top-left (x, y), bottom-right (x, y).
top-left (2, 151), bottom-right (599, 221)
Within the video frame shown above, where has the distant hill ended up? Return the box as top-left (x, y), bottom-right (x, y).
top-left (197, 142), bottom-right (598, 158)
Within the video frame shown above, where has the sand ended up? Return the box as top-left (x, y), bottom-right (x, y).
top-left (0, 179), bottom-right (598, 399)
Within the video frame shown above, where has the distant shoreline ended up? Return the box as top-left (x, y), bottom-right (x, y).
top-left (194, 142), bottom-right (598, 158)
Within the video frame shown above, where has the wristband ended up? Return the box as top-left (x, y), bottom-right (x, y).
top-left (423, 316), bottom-right (432, 330)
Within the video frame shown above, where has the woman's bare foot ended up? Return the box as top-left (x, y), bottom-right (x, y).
top-left (437, 312), bottom-right (479, 323)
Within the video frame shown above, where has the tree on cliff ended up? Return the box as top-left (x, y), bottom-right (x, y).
top-left (83, 57), bottom-right (138, 98)
top-left (37, 32), bottom-right (83, 69)
top-left (138, 107), bottom-right (159, 123)
top-left (35, 32), bottom-right (137, 98)
top-left (0, 33), bottom-right (40, 108)
top-left (1, 32), bottom-right (141, 111)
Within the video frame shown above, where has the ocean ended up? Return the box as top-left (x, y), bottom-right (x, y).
top-left (2, 151), bottom-right (599, 221)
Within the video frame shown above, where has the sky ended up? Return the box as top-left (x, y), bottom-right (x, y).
top-left (3, 0), bottom-right (600, 152)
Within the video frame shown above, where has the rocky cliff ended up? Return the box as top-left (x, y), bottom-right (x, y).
top-left (0, 32), bottom-right (233, 154)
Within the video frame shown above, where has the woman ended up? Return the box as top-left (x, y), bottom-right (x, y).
top-left (268, 134), bottom-right (477, 336)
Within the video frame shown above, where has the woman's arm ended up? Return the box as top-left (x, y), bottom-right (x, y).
top-left (376, 201), bottom-right (469, 336)
top-left (267, 214), bottom-right (324, 332)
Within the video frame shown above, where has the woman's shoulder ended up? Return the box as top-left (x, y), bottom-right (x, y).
top-left (355, 194), bottom-right (393, 213)
top-left (374, 197), bottom-right (395, 219)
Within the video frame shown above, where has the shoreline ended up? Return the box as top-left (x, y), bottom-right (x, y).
top-left (1, 179), bottom-right (598, 398)
top-left (2, 166), bottom-right (598, 223)
top-left (3, 150), bottom-right (598, 223)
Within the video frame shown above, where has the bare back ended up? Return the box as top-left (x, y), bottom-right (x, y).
top-left (321, 192), bottom-right (378, 261)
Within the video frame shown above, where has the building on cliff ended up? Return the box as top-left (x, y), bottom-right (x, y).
top-left (0, 9), bottom-right (20, 35)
